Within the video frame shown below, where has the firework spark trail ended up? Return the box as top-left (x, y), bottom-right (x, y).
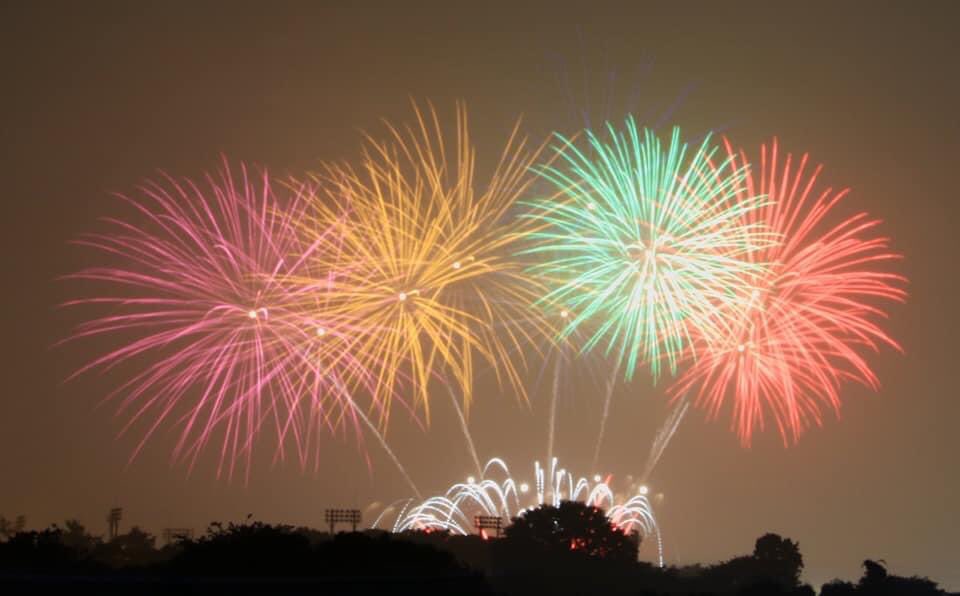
top-left (348, 397), bottom-right (423, 500)
top-left (447, 385), bottom-right (482, 478)
top-left (671, 139), bottom-right (907, 445)
top-left (608, 494), bottom-right (665, 567)
top-left (523, 121), bottom-right (775, 382)
top-left (63, 160), bottom-right (377, 478)
top-left (591, 360), bottom-right (621, 473)
top-left (370, 498), bottom-right (415, 530)
top-left (545, 350), bottom-right (563, 497)
top-left (641, 396), bottom-right (689, 482)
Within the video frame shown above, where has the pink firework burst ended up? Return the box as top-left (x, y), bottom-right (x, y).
top-left (671, 139), bottom-right (907, 445)
top-left (63, 159), bottom-right (375, 478)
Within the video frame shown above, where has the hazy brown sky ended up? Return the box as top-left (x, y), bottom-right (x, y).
top-left (2, 0), bottom-right (958, 589)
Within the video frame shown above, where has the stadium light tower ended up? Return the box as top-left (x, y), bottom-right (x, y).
top-left (325, 508), bottom-right (361, 534)
top-left (474, 515), bottom-right (504, 538)
top-left (106, 507), bottom-right (123, 540)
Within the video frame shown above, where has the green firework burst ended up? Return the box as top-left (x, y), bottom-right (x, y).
top-left (522, 120), bottom-right (775, 382)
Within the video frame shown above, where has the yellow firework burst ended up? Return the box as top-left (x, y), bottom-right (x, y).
top-left (291, 102), bottom-right (554, 425)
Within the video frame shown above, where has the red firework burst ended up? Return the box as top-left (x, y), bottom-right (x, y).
top-left (671, 139), bottom-right (907, 445)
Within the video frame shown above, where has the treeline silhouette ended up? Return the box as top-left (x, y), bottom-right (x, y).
top-left (0, 502), bottom-right (951, 596)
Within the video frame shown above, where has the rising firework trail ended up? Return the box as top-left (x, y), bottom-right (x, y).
top-left (591, 360), bottom-right (621, 474)
top-left (345, 392), bottom-right (422, 500)
top-left (447, 385), bottom-right (482, 479)
top-left (545, 348), bottom-right (563, 489)
top-left (672, 139), bottom-right (907, 445)
top-left (521, 306), bottom-right (608, 486)
top-left (641, 395), bottom-right (689, 482)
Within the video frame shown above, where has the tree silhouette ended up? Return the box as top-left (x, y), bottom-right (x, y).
top-left (504, 501), bottom-right (637, 562)
top-left (822, 579), bottom-right (859, 596)
top-left (95, 525), bottom-right (158, 568)
top-left (821, 560), bottom-right (947, 596)
top-left (860, 559), bottom-right (890, 589)
top-left (753, 532), bottom-right (804, 586)
top-left (857, 559), bottom-right (944, 596)
top-left (0, 528), bottom-right (81, 573)
top-left (0, 515), bottom-right (26, 540)
top-left (60, 519), bottom-right (102, 554)
top-left (0, 516), bottom-right (13, 540)
top-left (0, 517), bottom-right (949, 596)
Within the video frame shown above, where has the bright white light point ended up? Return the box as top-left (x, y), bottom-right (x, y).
top-left (587, 203), bottom-right (596, 210)
top-left (737, 344), bottom-right (745, 352)
top-left (639, 485), bottom-right (649, 496)
top-left (560, 310), bottom-right (569, 319)
top-left (247, 310), bottom-right (258, 319)
top-left (466, 476), bottom-right (476, 484)
top-left (398, 292), bottom-right (407, 302)
top-left (519, 483), bottom-right (529, 493)
top-left (316, 327), bottom-right (326, 337)
top-left (453, 261), bottom-right (461, 269)
top-left (593, 474), bottom-right (602, 483)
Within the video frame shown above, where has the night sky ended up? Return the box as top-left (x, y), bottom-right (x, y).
top-left (2, 1), bottom-right (958, 589)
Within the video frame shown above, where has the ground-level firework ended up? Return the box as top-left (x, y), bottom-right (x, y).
top-left (375, 457), bottom-right (665, 567)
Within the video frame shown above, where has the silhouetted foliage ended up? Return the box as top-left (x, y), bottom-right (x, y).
top-left (822, 579), bottom-right (859, 596)
top-left (94, 526), bottom-right (160, 568)
top-left (165, 520), bottom-right (486, 581)
top-left (59, 519), bottom-right (102, 555)
top-left (168, 521), bottom-right (313, 576)
top-left (487, 501), bottom-right (644, 595)
top-left (0, 514), bottom-right (952, 596)
top-left (0, 517), bottom-right (13, 541)
top-left (0, 515), bottom-right (25, 540)
top-left (820, 559), bottom-right (948, 596)
top-left (503, 500), bottom-right (638, 561)
top-left (0, 527), bottom-right (89, 574)
top-left (403, 531), bottom-right (494, 573)
top-left (863, 558), bottom-right (945, 596)
top-left (663, 533), bottom-right (809, 596)
top-left (753, 533), bottom-right (805, 587)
